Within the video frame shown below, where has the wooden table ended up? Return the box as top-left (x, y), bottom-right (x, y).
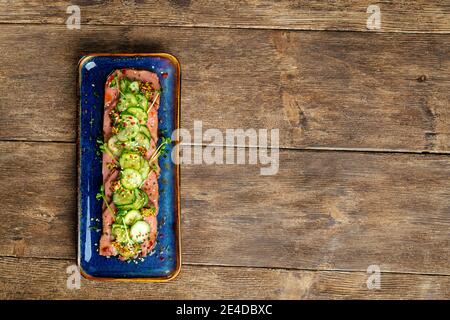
top-left (0, 1), bottom-right (449, 299)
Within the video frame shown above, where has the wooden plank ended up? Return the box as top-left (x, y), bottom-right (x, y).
top-left (0, 25), bottom-right (449, 152)
top-left (0, 257), bottom-right (449, 299)
top-left (1, 141), bottom-right (449, 275)
top-left (0, 1), bottom-right (449, 33)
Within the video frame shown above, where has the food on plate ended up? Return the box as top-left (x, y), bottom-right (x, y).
top-left (96, 69), bottom-right (169, 260)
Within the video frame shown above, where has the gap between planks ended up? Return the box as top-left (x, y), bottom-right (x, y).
top-left (0, 21), bottom-right (448, 36)
top-left (1, 254), bottom-right (449, 278)
top-left (1, 139), bottom-right (450, 156)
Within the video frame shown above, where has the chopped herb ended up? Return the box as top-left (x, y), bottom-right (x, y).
top-left (109, 75), bottom-right (118, 88)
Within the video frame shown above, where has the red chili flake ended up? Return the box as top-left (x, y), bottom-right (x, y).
top-left (123, 123), bottom-right (127, 127)
top-left (161, 72), bottom-right (168, 78)
top-left (160, 256), bottom-right (165, 261)
top-left (131, 122), bottom-right (135, 125)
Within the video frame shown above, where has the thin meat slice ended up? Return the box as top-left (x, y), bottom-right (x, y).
top-left (141, 170), bottom-right (159, 213)
top-left (99, 68), bottom-right (161, 258)
top-left (99, 203), bottom-right (118, 256)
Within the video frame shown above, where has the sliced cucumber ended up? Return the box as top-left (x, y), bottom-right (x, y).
top-left (111, 224), bottom-right (131, 244)
top-left (116, 98), bottom-right (127, 112)
top-left (138, 189), bottom-right (149, 208)
top-left (121, 139), bottom-right (138, 150)
top-left (114, 210), bottom-right (127, 224)
top-left (117, 189), bottom-right (148, 211)
top-left (117, 92), bottom-right (138, 112)
top-left (112, 188), bottom-right (135, 206)
top-left (139, 125), bottom-right (151, 139)
top-left (130, 221), bottom-right (151, 244)
top-left (121, 168), bottom-right (143, 190)
top-left (117, 115), bottom-right (139, 142)
top-left (129, 81), bottom-right (140, 93)
top-left (124, 107), bottom-right (148, 125)
top-left (107, 136), bottom-right (122, 157)
top-left (134, 132), bottom-right (151, 151)
top-left (123, 209), bottom-right (142, 225)
top-left (119, 151), bottom-right (142, 170)
top-left (139, 158), bottom-right (150, 180)
top-left (131, 189), bottom-right (148, 210)
top-left (136, 93), bottom-right (148, 111)
top-left (119, 78), bottom-right (131, 93)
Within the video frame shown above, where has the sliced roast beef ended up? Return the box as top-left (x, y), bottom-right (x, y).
top-left (99, 69), bottom-right (161, 259)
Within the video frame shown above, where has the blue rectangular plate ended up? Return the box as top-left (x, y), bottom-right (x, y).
top-left (78, 54), bottom-right (181, 281)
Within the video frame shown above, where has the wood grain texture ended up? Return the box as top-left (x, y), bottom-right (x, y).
top-left (1, 141), bottom-right (449, 275)
top-left (0, 0), bottom-right (449, 33)
top-left (0, 25), bottom-right (449, 152)
top-left (0, 257), bottom-right (448, 299)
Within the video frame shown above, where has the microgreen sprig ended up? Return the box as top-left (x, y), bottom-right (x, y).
top-left (96, 138), bottom-right (107, 152)
top-left (149, 137), bottom-right (172, 164)
top-left (96, 137), bottom-right (116, 160)
top-left (95, 185), bottom-right (115, 216)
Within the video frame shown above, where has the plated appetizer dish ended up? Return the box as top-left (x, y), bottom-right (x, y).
top-left (98, 69), bottom-right (169, 260)
top-left (78, 54), bottom-right (180, 281)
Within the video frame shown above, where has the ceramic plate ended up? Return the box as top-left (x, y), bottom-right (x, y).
top-left (77, 54), bottom-right (181, 281)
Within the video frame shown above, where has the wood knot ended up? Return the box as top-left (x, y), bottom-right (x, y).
top-left (417, 75), bottom-right (427, 82)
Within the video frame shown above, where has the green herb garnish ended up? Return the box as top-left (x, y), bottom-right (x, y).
top-left (109, 75), bottom-right (118, 88)
top-left (96, 185), bottom-right (115, 216)
top-left (149, 137), bottom-right (171, 163)
top-left (96, 137), bottom-right (116, 160)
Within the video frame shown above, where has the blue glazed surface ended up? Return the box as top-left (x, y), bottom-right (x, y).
top-left (78, 55), bottom-right (179, 279)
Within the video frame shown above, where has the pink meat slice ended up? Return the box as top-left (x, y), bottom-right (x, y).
top-left (99, 203), bottom-right (118, 256)
top-left (99, 69), bottom-right (161, 258)
top-left (141, 170), bottom-right (159, 213)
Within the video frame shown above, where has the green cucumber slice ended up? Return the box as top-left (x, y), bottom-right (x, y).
top-left (119, 78), bottom-right (131, 93)
top-left (117, 125), bottom-right (139, 142)
top-left (107, 136), bottom-right (122, 157)
top-left (130, 221), bottom-right (151, 243)
top-left (123, 209), bottom-right (142, 225)
top-left (124, 107), bottom-right (148, 125)
top-left (139, 125), bottom-right (151, 139)
top-left (119, 151), bottom-right (142, 170)
top-left (117, 93), bottom-right (138, 112)
top-left (117, 114), bottom-right (139, 142)
top-left (112, 188), bottom-right (135, 206)
top-left (134, 132), bottom-right (151, 151)
top-left (136, 93), bottom-right (148, 111)
top-left (121, 139), bottom-right (138, 150)
top-left (129, 81), bottom-right (140, 93)
top-left (139, 158), bottom-right (150, 180)
top-left (131, 189), bottom-right (148, 210)
top-left (116, 189), bottom-right (148, 211)
top-left (120, 168), bottom-right (143, 190)
top-left (111, 224), bottom-right (131, 244)
top-left (140, 189), bottom-right (149, 208)
top-left (114, 210), bottom-right (127, 224)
